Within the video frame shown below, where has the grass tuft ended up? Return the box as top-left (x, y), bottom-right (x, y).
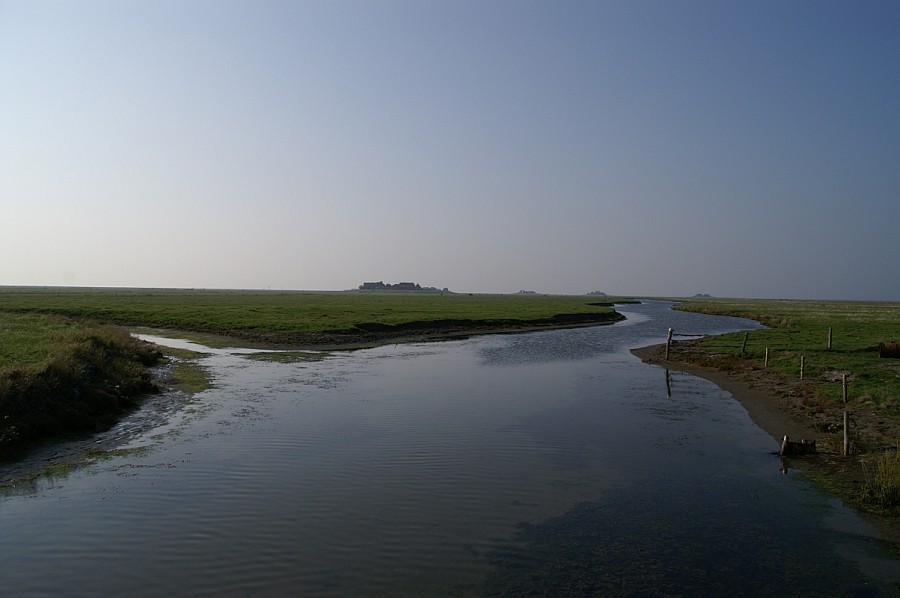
top-left (862, 448), bottom-right (900, 508)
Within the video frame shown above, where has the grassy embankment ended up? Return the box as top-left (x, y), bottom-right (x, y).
top-left (0, 312), bottom-right (162, 460)
top-left (673, 298), bottom-right (900, 511)
top-left (0, 287), bottom-right (626, 458)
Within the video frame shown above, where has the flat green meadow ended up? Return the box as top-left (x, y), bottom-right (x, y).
top-left (0, 287), bottom-right (623, 338)
top-left (0, 311), bottom-right (86, 369)
top-left (675, 298), bottom-right (900, 411)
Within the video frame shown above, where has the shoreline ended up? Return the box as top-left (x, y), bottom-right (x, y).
top-left (2, 318), bottom-right (625, 487)
top-left (6, 317), bottom-right (899, 546)
top-left (135, 317), bottom-right (627, 352)
top-left (631, 342), bottom-right (900, 546)
top-left (630, 344), bottom-right (818, 447)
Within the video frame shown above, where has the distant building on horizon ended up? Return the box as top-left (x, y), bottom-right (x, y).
top-left (358, 281), bottom-right (447, 292)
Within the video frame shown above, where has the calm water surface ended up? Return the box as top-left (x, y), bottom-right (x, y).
top-left (2, 301), bottom-right (899, 596)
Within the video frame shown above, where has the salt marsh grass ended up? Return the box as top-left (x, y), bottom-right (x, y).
top-left (862, 448), bottom-right (900, 508)
top-left (676, 298), bottom-right (900, 411)
top-left (0, 287), bottom-right (624, 340)
top-left (1, 310), bottom-right (162, 458)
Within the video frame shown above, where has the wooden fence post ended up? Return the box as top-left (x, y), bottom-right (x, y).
top-left (665, 328), bottom-right (673, 361)
top-left (800, 356), bottom-right (805, 380)
top-left (828, 327), bottom-right (833, 350)
top-left (764, 348), bottom-right (769, 368)
top-left (843, 410), bottom-right (851, 456)
top-left (741, 332), bottom-right (749, 357)
top-left (842, 374), bottom-right (850, 456)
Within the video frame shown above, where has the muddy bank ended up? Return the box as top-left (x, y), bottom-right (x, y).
top-left (631, 342), bottom-right (900, 545)
top-left (631, 344), bottom-right (818, 446)
top-left (175, 312), bottom-right (627, 351)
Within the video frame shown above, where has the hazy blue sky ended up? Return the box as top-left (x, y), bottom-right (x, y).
top-left (2, 1), bottom-right (898, 299)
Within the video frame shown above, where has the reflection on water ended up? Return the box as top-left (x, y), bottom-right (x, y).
top-left (1, 301), bottom-right (898, 596)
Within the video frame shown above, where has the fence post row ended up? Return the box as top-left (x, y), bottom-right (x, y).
top-left (718, 324), bottom-right (852, 458)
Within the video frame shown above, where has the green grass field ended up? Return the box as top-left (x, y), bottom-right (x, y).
top-left (0, 287), bottom-right (624, 338)
top-left (0, 311), bottom-right (87, 369)
top-left (674, 298), bottom-right (900, 411)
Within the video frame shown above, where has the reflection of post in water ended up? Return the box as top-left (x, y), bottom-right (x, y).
top-left (665, 368), bottom-right (672, 398)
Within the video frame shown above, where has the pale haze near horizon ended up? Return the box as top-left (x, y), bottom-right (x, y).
top-left (2, 1), bottom-right (898, 300)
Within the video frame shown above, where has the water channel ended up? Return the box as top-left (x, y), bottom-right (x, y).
top-left (2, 301), bottom-right (899, 596)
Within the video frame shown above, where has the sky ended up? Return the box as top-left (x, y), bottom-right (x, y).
top-left (1, 1), bottom-right (898, 300)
